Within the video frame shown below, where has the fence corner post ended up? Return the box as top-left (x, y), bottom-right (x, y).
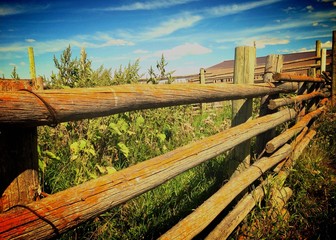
top-left (230, 46), bottom-right (255, 177)
top-left (0, 121), bottom-right (40, 213)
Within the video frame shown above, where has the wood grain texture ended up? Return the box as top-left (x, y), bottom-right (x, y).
top-left (0, 83), bottom-right (298, 126)
top-left (268, 91), bottom-right (328, 110)
top-left (273, 73), bottom-right (324, 83)
top-left (159, 144), bottom-right (292, 240)
top-left (0, 108), bottom-right (296, 240)
top-left (266, 107), bottom-right (324, 153)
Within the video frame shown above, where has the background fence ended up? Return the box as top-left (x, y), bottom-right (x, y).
top-left (0, 31), bottom-right (335, 239)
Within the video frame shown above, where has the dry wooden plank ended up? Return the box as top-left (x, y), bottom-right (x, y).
top-left (268, 91), bottom-right (328, 110)
top-left (265, 106), bottom-right (324, 153)
top-left (273, 73), bottom-right (324, 83)
top-left (0, 108), bottom-right (297, 240)
top-left (268, 187), bottom-right (292, 221)
top-left (204, 184), bottom-right (265, 240)
top-left (159, 144), bottom-right (292, 240)
top-left (0, 83), bottom-right (298, 126)
top-left (208, 127), bottom-right (317, 240)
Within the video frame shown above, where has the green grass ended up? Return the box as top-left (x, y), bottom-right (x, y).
top-left (231, 109), bottom-right (336, 239)
top-left (38, 103), bottom-right (232, 239)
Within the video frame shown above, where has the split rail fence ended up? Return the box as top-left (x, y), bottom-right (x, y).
top-left (1, 31), bottom-right (336, 239)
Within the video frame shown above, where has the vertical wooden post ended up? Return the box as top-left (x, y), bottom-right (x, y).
top-left (321, 48), bottom-right (327, 73)
top-left (28, 47), bottom-right (37, 85)
top-left (332, 31), bottom-right (336, 106)
top-left (316, 40), bottom-right (321, 76)
top-left (199, 68), bottom-right (206, 112)
top-left (256, 54), bottom-right (283, 155)
top-left (230, 46), bottom-right (255, 177)
top-left (0, 87), bottom-right (40, 212)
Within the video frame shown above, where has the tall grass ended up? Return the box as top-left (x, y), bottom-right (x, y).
top-left (231, 108), bottom-right (336, 239)
top-left (38, 103), bottom-right (232, 239)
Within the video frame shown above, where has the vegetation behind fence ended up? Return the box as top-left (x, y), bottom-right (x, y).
top-left (0, 31), bottom-right (335, 239)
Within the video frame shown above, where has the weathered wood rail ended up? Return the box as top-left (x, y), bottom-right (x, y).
top-left (0, 31), bottom-right (335, 239)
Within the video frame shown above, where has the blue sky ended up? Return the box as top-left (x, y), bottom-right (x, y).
top-left (0, 0), bottom-right (335, 79)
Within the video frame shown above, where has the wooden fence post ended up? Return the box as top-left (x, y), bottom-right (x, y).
top-left (0, 84), bottom-right (40, 212)
top-left (256, 54), bottom-right (283, 155)
top-left (0, 49), bottom-right (41, 212)
top-left (321, 48), bottom-right (327, 73)
top-left (316, 40), bottom-right (321, 76)
top-left (199, 68), bottom-right (206, 112)
top-left (28, 47), bottom-right (36, 80)
top-left (230, 46), bottom-right (255, 176)
top-left (332, 30), bottom-right (336, 106)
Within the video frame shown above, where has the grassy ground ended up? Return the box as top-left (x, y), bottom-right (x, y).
top-left (38, 102), bottom-right (336, 239)
top-left (232, 108), bottom-right (336, 239)
top-left (38, 104), bottom-right (233, 239)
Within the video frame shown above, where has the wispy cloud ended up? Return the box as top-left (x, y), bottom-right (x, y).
top-left (0, 5), bottom-right (26, 16)
top-left (0, 33), bottom-right (134, 58)
top-left (241, 37), bottom-right (289, 48)
top-left (97, 0), bottom-right (198, 11)
top-left (140, 14), bottom-right (202, 39)
top-left (205, 0), bottom-right (282, 17)
top-left (0, 4), bottom-right (49, 16)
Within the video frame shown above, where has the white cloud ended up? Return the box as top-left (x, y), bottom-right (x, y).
top-left (98, 0), bottom-right (198, 11)
top-left (0, 4), bottom-right (49, 16)
top-left (279, 47), bottom-right (315, 54)
top-left (255, 38), bottom-right (289, 48)
top-left (0, 33), bottom-right (134, 56)
top-left (305, 5), bottom-right (314, 12)
top-left (141, 14), bottom-right (202, 39)
top-left (154, 42), bottom-right (212, 60)
top-left (25, 39), bottom-right (36, 43)
top-left (205, 0), bottom-right (281, 17)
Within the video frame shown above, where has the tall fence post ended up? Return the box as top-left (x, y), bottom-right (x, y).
top-left (230, 46), bottom-right (255, 177)
top-left (321, 48), bottom-right (327, 73)
top-left (0, 89), bottom-right (40, 212)
top-left (332, 30), bottom-right (336, 106)
top-left (0, 49), bottom-right (41, 212)
top-left (316, 40), bottom-right (322, 76)
top-left (199, 68), bottom-right (206, 112)
top-left (28, 47), bottom-right (36, 80)
top-left (256, 54), bottom-right (283, 155)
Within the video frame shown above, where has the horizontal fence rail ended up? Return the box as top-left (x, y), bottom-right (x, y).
top-left (0, 32), bottom-right (335, 240)
top-left (0, 108), bottom-right (297, 239)
top-left (0, 82), bottom-right (298, 126)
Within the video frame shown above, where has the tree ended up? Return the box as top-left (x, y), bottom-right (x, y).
top-left (147, 54), bottom-right (175, 84)
top-left (78, 47), bottom-right (93, 87)
top-left (51, 45), bottom-right (142, 88)
top-left (11, 66), bottom-right (20, 80)
top-left (113, 59), bottom-right (142, 85)
top-left (51, 45), bottom-right (94, 88)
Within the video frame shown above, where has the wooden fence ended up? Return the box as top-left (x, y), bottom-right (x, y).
top-left (0, 31), bottom-right (335, 239)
